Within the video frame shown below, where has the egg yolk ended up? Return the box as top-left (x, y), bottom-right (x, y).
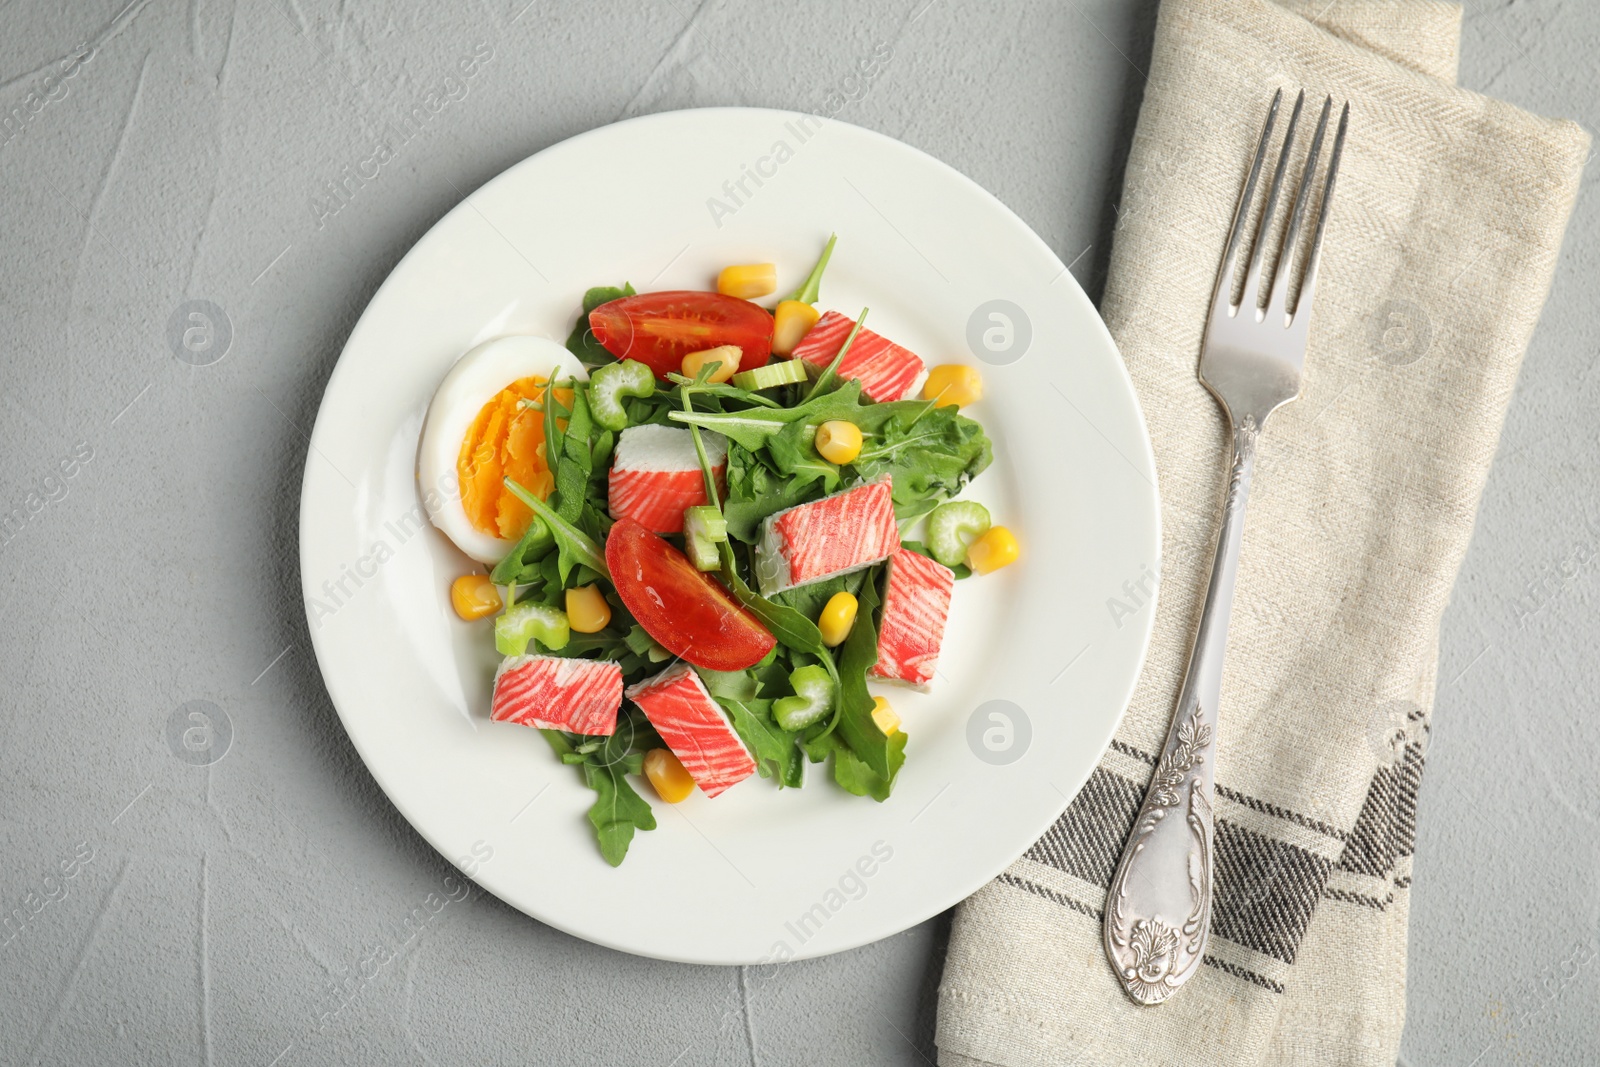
top-left (457, 376), bottom-right (557, 540)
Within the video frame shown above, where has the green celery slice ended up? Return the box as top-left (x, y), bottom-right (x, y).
top-left (773, 664), bottom-right (834, 730)
top-left (731, 359), bottom-right (809, 391)
top-left (683, 505), bottom-right (728, 571)
top-left (925, 500), bottom-right (992, 568)
top-left (495, 602), bottom-right (571, 656)
top-left (587, 359), bottom-right (655, 431)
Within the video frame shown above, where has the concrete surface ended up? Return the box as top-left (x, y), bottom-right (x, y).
top-left (0, 1), bottom-right (1594, 1064)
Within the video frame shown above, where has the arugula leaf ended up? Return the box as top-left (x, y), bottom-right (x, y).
top-left (668, 380), bottom-right (867, 451)
top-left (720, 559), bottom-right (835, 669)
top-left (664, 373), bottom-right (782, 409)
top-left (544, 725), bottom-right (657, 867)
top-left (503, 478), bottom-right (609, 584)
top-left (804, 731), bottom-right (893, 801)
top-left (668, 408), bottom-right (796, 451)
top-left (751, 650), bottom-right (796, 699)
top-left (764, 419), bottom-right (841, 496)
top-left (696, 666), bottom-right (761, 702)
top-left (719, 697), bottom-right (794, 784)
top-left (562, 388), bottom-right (596, 472)
top-left (833, 567), bottom-right (905, 785)
top-left (831, 740), bottom-right (893, 800)
top-left (723, 444), bottom-right (823, 542)
top-left (583, 284), bottom-right (636, 314)
top-left (581, 760), bottom-right (656, 866)
top-left (542, 378), bottom-right (569, 472)
top-left (623, 625), bottom-right (660, 656)
top-left (783, 233), bottom-right (837, 304)
top-left (565, 283), bottom-right (636, 368)
top-left (542, 631), bottom-right (630, 659)
top-left (713, 386), bottom-right (872, 540)
top-left (772, 569), bottom-right (866, 622)
top-left (489, 518), bottom-right (555, 586)
top-left (851, 401), bottom-right (992, 521)
top-left (590, 429), bottom-right (616, 475)
top-left (553, 459), bottom-right (588, 524)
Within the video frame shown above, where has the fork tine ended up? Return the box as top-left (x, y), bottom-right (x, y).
top-left (1212, 88), bottom-right (1282, 319)
top-left (1242, 89), bottom-right (1305, 319)
top-left (1294, 101), bottom-right (1349, 323)
top-left (1267, 95), bottom-right (1333, 324)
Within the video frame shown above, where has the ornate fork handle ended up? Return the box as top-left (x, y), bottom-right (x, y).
top-left (1104, 415), bottom-right (1258, 1005)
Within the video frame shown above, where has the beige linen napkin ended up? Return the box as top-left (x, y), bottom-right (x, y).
top-left (936, 2), bottom-right (1589, 1065)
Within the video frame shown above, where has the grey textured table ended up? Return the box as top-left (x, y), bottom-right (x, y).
top-left (1, 2), bottom-right (1594, 1064)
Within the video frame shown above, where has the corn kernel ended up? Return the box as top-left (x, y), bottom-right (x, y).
top-left (814, 420), bottom-right (863, 465)
top-left (818, 591), bottom-right (859, 647)
top-left (682, 344), bottom-right (742, 384)
top-left (565, 584), bottom-right (612, 633)
top-left (871, 696), bottom-right (901, 736)
top-left (717, 263), bottom-right (778, 300)
top-left (643, 748), bottom-right (695, 803)
top-left (923, 364), bottom-right (984, 408)
top-left (772, 300), bottom-right (821, 355)
top-left (450, 574), bottom-right (502, 620)
top-left (966, 526), bottom-right (1020, 575)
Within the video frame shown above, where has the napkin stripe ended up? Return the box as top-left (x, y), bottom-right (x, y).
top-left (1214, 784), bottom-right (1349, 843)
top-left (1021, 737), bottom-right (1427, 973)
top-left (1200, 956), bottom-right (1286, 994)
top-left (1323, 886), bottom-right (1397, 910)
top-left (1109, 740), bottom-right (1351, 842)
top-left (1212, 822), bottom-right (1330, 963)
top-left (994, 872), bottom-right (1289, 993)
top-left (1335, 742), bottom-right (1424, 879)
top-left (1024, 768), bottom-right (1144, 888)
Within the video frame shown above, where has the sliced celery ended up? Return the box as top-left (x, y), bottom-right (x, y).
top-left (925, 500), bottom-right (992, 568)
top-left (731, 358), bottom-right (809, 391)
top-left (495, 602), bottom-right (571, 656)
top-left (588, 359), bottom-right (655, 431)
top-left (683, 505), bottom-right (727, 572)
top-left (773, 664), bottom-right (834, 730)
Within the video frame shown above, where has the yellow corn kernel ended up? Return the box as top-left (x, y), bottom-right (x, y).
top-left (818, 591), bottom-right (859, 647)
top-left (565, 584), bottom-right (612, 633)
top-left (450, 574), bottom-right (502, 620)
top-left (643, 748), bottom-right (695, 803)
top-left (682, 344), bottom-right (742, 384)
top-left (923, 364), bottom-right (984, 408)
top-left (717, 263), bottom-right (778, 300)
top-left (772, 300), bottom-right (821, 356)
top-left (966, 526), bottom-right (1020, 575)
top-left (871, 696), bottom-right (901, 736)
top-left (814, 420), bottom-right (863, 465)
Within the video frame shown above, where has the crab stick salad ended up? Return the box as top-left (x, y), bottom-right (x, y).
top-left (417, 235), bottom-right (1021, 865)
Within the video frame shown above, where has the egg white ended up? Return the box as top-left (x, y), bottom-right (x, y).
top-left (418, 335), bottom-right (587, 564)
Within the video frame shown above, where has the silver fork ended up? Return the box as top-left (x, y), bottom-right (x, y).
top-left (1103, 89), bottom-right (1349, 1006)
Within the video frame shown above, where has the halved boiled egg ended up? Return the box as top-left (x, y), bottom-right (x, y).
top-left (418, 336), bottom-right (586, 564)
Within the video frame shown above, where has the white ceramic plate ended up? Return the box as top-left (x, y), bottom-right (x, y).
top-left (300, 108), bottom-right (1159, 964)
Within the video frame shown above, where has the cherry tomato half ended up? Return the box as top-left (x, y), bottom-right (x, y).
top-left (589, 291), bottom-right (774, 381)
top-left (604, 518), bottom-right (776, 672)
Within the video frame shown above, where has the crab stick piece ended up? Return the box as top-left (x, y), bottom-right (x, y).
top-left (754, 479), bottom-right (899, 596)
top-left (490, 655), bottom-right (623, 736)
top-left (608, 425), bottom-right (727, 534)
top-left (789, 311), bottom-right (927, 402)
top-left (626, 663), bottom-right (756, 798)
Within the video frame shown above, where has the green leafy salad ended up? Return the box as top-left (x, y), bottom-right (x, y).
top-left (425, 237), bottom-right (1014, 865)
